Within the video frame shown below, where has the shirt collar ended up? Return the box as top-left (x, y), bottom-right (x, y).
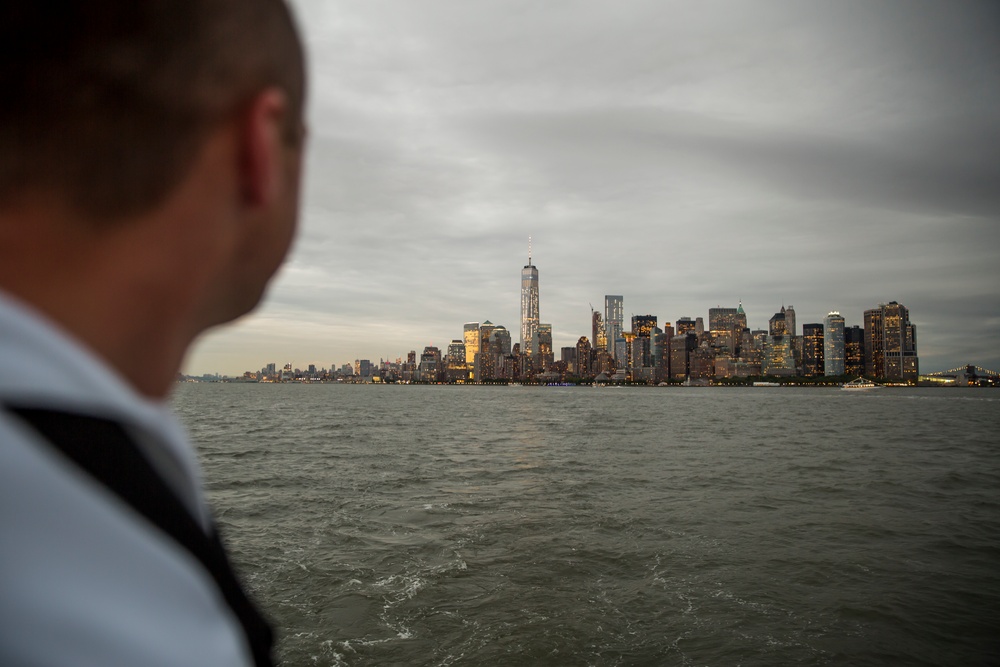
top-left (0, 290), bottom-right (208, 524)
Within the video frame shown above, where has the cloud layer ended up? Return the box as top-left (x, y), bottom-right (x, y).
top-left (187, 0), bottom-right (1000, 375)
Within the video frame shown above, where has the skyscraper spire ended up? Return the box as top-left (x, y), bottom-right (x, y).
top-left (520, 241), bottom-right (540, 357)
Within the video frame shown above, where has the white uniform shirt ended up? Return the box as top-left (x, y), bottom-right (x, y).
top-left (0, 291), bottom-right (255, 666)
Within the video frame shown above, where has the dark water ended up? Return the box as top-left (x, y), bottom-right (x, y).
top-left (172, 384), bottom-right (1000, 666)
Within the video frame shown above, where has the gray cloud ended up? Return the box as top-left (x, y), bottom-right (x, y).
top-left (187, 0), bottom-right (1000, 375)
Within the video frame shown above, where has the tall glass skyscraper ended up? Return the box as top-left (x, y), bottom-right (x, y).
top-left (844, 325), bottom-right (865, 377)
top-left (604, 295), bottom-right (623, 357)
top-left (802, 323), bottom-right (825, 376)
top-left (537, 323), bottom-right (553, 370)
top-left (520, 244), bottom-right (539, 357)
top-left (769, 308), bottom-right (788, 336)
top-left (784, 305), bottom-right (797, 338)
top-left (763, 335), bottom-right (796, 376)
top-left (709, 306), bottom-right (743, 354)
top-left (631, 315), bottom-right (657, 339)
top-left (824, 311), bottom-right (846, 376)
top-left (490, 325), bottom-right (512, 357)
top-left (592, 310), bottom-right (606, 352)
top-left (463, 322), bottom-right (480, 367)
top-left (864, 301), bottom-right (918, 380)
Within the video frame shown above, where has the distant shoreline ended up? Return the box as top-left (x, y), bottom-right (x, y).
top-left (177, 378), bottom-right (994, 388)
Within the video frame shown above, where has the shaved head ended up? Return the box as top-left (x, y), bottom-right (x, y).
top-left (0, 1), bottom-right (305, 222)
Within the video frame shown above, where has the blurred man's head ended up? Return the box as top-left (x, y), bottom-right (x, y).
top-left (0, 1), bottom-right (308, 396)
top-left (0, 0), bottom-right (305, 222)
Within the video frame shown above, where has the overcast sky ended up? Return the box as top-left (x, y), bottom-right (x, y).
top-left (185, 0), bottom-right (1000, 376)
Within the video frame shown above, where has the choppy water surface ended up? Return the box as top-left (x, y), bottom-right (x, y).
top-left (172, 385), bottom-right (1000, 666)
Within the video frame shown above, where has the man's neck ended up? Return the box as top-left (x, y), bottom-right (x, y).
top-left (0, 203), bottom-right (214, 400)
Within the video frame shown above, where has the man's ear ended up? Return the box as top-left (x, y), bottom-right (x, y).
top-left (238, 88), bottom-right (290, 207)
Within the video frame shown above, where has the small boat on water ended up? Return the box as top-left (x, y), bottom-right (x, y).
top-left (841, 377), bottom-right (878, 391)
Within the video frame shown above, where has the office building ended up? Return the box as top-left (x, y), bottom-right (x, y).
top-left (517, 343), bottom-right (535, 379)
top-left (714, 355), bottom-right (739, 379)
top-left (769, 307), bottom-right (788, 336)
top-left (709, 305), bottom-right (745, 355)
top-left (670, 332), bottom-right (698, 380)
top-left (446, 342), bottom-right (464, 364)
top-left (497, 354), bottom-right (517, 381)
top-left (605, 295), bottom-right (623, 358)
top-left (614, 337), bottom-right (628, 370)
top-left (675, 317), bottom-right (696, 335)
top-left (689, 344), bottom-right (715, 380)
top-left (490, 325), bottom-right (512, 357)
top-left (746, 330), bottom-right (767, 364)
top-left (763, 335), bottom-right (796, 376)
top-left (654, 325), bottom-right (673, 382)
top-left (592, 347), bottom-right (614, 376)
top-left (537, 323), bottom-right (553, 371)
top-left (648, 325), bottom-right (662, 367)
top-left (864, 301), bottom-right (918, 380)
top-left (845, 325), bottom-right (865, 377)
top-left (475, 321), bottom-right (496, 382)
top-left (824, 311), bottom-right (845, 376)
top-left (520, 245), bottom-right (539, 358)
top-left (479, 321), bottom-right (496, 348)
top-left (575, 336), bottom-right (592, 377)
top-left (784, 305), bottom-right (797, 338)
top-left (463, 322), bottom-right (480, 367)
top-left (631, 315), bottom-right (657, 339)
top-left (736, 301), bottom-right (748, 330)
top-left (592, 310), bottom-right (606, 352)
top-left (446, 340), bottom-right (467, 382)
top-left (737, 328), bottom-right (754, 363)
top-left (398, 353), bottom-right (414, 382)
top-left (418, 346), bottom-right (442, 382)
top-left (801, 323), bottom-right (824, 376)
top-left (630, 335), bottom-right (650, 370)
top-left (560, 347), bottom-right (576, 374)
top-left (560, 345), bottom-right (576, 364)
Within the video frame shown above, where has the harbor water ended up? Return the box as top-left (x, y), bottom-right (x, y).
top-left (172, 384), bottom-right (1000, 666)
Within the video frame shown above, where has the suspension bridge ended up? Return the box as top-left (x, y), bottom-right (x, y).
top-left (921, 365), bottom-right (999, 385)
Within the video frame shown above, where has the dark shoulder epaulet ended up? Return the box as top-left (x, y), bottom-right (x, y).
top-left (6, 406), bottom-right (275, 667)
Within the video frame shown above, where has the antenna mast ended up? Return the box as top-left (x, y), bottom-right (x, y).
top-left (528, 235), bottom-right (532, 265)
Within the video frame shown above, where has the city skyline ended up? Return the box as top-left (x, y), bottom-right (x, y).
top-left (192, 245), bottom-right (979, 377)
top-left (184, 0), bottom-right (999, 376)
top-left (209, 259), bottom-right (931, 381)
